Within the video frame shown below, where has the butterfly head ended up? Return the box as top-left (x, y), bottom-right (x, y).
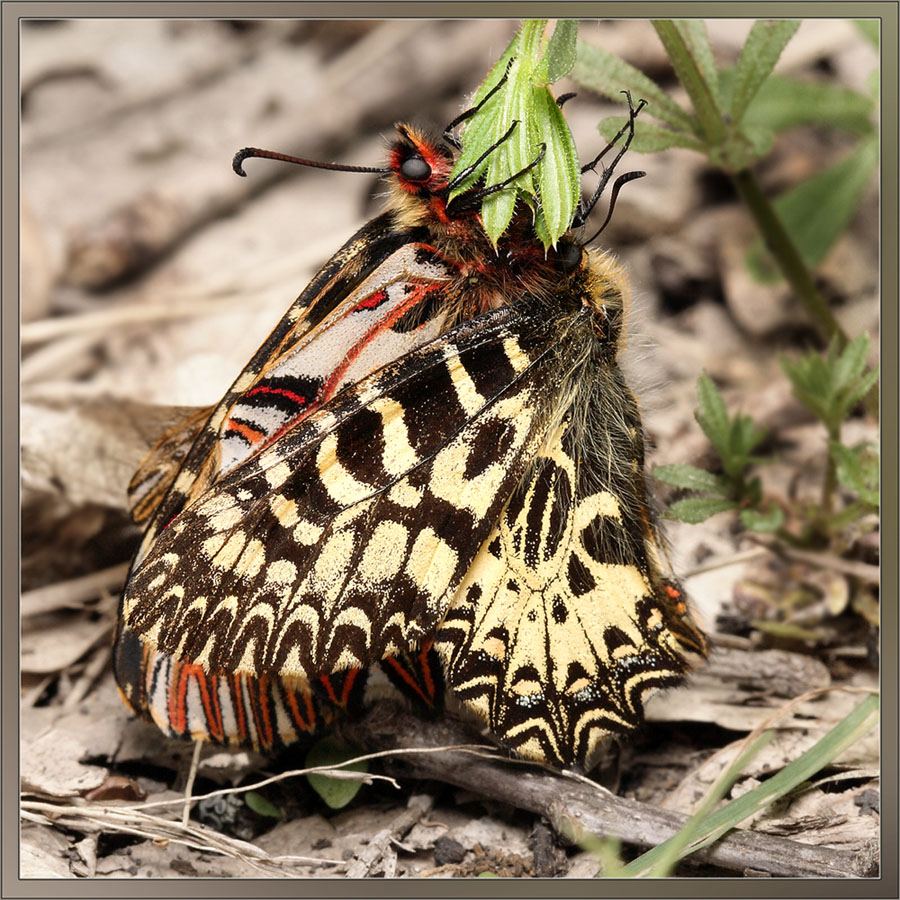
top-left (389, 124), bottom-right (456, 196)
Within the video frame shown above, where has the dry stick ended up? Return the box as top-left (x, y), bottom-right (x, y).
top-left (745, 534), bottom-right (880, 584)
top-left (346, 703), bottom-right (875, 878)
top-left (21, 562), bottom-right (130, 619)
top-left (20, 803), bottom-right (345, 875)
top-left (181, 740), bottom-right (204, 829)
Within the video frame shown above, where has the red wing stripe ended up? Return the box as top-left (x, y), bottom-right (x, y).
top-left (245, 385), bottom-right (308, 406)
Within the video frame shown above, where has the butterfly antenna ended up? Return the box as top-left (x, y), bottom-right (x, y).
top-left (233, 147), bottom-right (389, 177)
top-left (583, 170), bottom-right (646, 244)
top-left (572, 91), bottom-right (646, 228)
top-left (443, 57), bottom-right (515, 148)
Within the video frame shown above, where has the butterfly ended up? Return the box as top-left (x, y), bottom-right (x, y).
top-left (113, 84), bottom-right (707, 770)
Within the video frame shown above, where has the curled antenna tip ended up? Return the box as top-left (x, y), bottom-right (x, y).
top-left (232, 148), bottom-right (254, 177)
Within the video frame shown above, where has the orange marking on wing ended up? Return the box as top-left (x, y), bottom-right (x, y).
top-left (227, 420), bottom-right (265, 444)
top-left (417, 643), bottom-right (436, 702)
top-left (340, 668), bottom-right (360, 706)
top-left (384, 655), bottom-right (430, 705)
top-left (318, 674), bottom-right (339, 706)
top-left (231, 673), bottom-right (248, 742)
top-left (255, 674), bottom-right (274, 749)
top-left (284, 682), bottom-right (315, 733)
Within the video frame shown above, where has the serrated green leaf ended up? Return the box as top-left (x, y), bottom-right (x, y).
top-left (533, 206), bottom-right (551, 246)
top-left (451, 21), bottom-right (583, 247)
top-left (729, 413), bottom-right (767, 460)
top-left (653, 463), bottom-right (729, 494)
top-left (674, 19), bottom-right (722, 109)
top-left (477, 871), bottom-right (499, 878)
top-left (668, 496), bottom-right (738, 523)
top-left (244, 791), bottom-right (283, 819)
top-left (597, 116), bottom-right (705, 153)
top-left (747, 132), bottom-right (878, 280)
top-left (739, 504), bottom-right (785, 532)
top-left (572, 40), bottom-right (696, 132)
top-left (842, 366), bottom-right (879, 413)
top-left (547, 20), bottom-right (578, 82)
top-left (695, 373), bottom-right (731, 452)
top-left (652, 20), bottom-right (726, 144)
top-left (305, 738), bottom-right (368, 810)
top-left (831, 441), bottom-right (879, 506)
top-left (530, 86), bottom-right (580, 242)
top-left (730, 20), bottom-right (801, 122)
top-left (832, 334), bottom-right (869, 391)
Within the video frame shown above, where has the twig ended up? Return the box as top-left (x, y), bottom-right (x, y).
top-left (20, 800), bottom-right (346, 874)
top-left (118, 742), bottom-right (492, 814)
top-left (744, 534), bottom-right (880, 584)
top-left (21, 562), bottom-right (129, 619)
top-left (344, 702), bottom-right (876, 878)
top-left (181, 740), bottom-right (203, 828)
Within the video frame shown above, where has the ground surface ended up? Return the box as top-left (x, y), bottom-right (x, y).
top-left (20, 18), bottom-right (879, 881)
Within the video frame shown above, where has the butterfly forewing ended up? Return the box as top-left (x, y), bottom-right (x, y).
top-left (132, 213), bottom-right (431, 567)
top-left (122, 304), bottom-right (567, 682)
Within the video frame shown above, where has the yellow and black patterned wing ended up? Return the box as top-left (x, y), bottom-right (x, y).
top-left (434, 353), bottom-right (706, 769)
top-left (121, 304), bottom-right (567, 681)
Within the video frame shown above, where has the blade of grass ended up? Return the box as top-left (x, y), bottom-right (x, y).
top-left (621, 691), bottom-right (878, 876)
top-left (644, 730), bottom-right (776, 877)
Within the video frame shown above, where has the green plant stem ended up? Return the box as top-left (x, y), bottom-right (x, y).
top-left (730, 168), bottom-right (847, 349)
top-left (820, 424), bottom-right (840, 521)
top-left (731, 169), bottom-right (879, 420)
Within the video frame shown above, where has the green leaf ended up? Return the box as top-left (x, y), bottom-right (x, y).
top-left (728, 412), bottom-right (767, 463)
top-left (451, 20), bottom-right (582, 247)
top-left (741, 74), bottom-right (876, 137)
top-left (675, 19), bottom-right (722, 109)
top-left (653, 463), bottom-right (728, 494)
top-left (547, 20), bottom-right (578, 82)
top-left (622, 693), bottom-right (879, 876)
top-left (244, 791), bottom-right (283, 819)
top-left (739, 504), bottom-right (785, 532)
top-left (597, 116), bottom-right (705, 153)
top-left (305, 738), bottom-right (368, 810)
top-left (530, 86), bottom-right (580, 243)
top-left (652, 20), bottom-right (726, 144)
top-left (781, 335), bottom-right (877, 433)
top-left (667, 496), bottom-right (738, 523)
top-left (832, 333), bottom-right (869, 392)
top-left (572, 40), bottom-right (696, 132)
top-left (830, 441), bottom-right (879, 507)
top-left (730, 20), bottom-right (801, 122)
top-left (747, 132), bottom-right (878, 280)
top-left (694, 373), bottom-right (731, 454)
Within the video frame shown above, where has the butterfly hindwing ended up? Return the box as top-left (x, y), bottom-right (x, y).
top-left (435, 359), bottom-right (706, 767)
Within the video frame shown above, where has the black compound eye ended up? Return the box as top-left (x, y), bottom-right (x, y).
top-left (555, 241), bottom-right (583, 273)
top-left (400, 156), bottom-right (432, 182)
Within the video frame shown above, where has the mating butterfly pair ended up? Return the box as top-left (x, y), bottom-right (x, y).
top-left (113, 88), bottom-right (706, 769)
